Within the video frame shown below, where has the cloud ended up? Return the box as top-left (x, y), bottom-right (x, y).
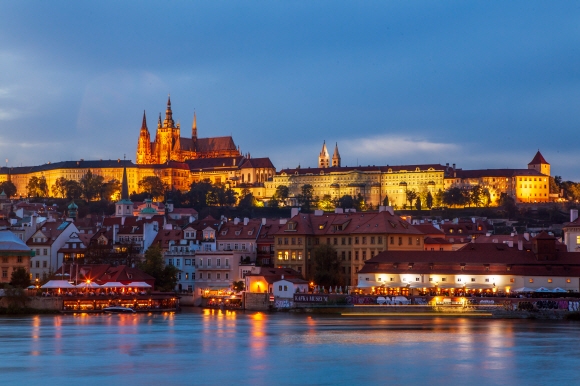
top-left (343, 135), bottom-right (458, 157)
top-left (0, 108), bottom-right (21, 121)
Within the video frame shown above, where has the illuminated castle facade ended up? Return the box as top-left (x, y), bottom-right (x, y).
top-left (136, 97), bottom-right (241, 165)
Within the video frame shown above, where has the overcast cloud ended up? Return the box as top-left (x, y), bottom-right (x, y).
top-left (0, 1), bottom-right (579, 179)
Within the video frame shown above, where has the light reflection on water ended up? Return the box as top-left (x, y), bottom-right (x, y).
top-left (0, 310), bottom-right (579, 385)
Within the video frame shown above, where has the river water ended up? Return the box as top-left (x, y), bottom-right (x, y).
top-left (1, 309), bottom-right (579, 385)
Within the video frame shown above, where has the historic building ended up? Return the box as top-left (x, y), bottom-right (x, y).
top-left (358, 232), bottom-right (580, 294)
top-left (273, 207), bottom-right (425, 286)
top-left (444, 151), bottom-right (551, 204)
top-left (266, 163), bottom-right (446, 208)
top-left (136, 97), bottom-right (241, 164)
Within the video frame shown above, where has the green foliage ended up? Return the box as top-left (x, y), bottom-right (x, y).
top-left (425, 191), bottom-right (433, 209)
top-left (382, 195), bottom-right (390, 207)
top-left (10, 267), bottom-right (31, 289)
top-left (101, 179), bottom-right (121, 201)
top-left (274, 185), bottom-right (289, 206)
top-left (138, 176), bottom-right (167, 200)
top-left (232, 280), bottom-right (245, 292)
top-left (27, 176), bottom-right (48, 198)
top-left (139, 245), bottom-right (178, 292)
top-left (338, 195), bottom-right (355, 209)
top-left (415, 197), bottom-right (422, 211)
top-left (0, 180), bottom-right (17, 198)
top-left (443, 187), bottom-right (467, 207)
top-left (65, 180), bottom-right (83, 199)
top-left (318, 194), bottom-right (334, 211)
top-left (312, 244), bottom-right (342, 287)
top-left (80, 170), bottom-right (105, 201)
top-left (297, 184), bottom-right (316, 212)
top-left (406, 189), bottom-right (417, 208)
top-left (354, 193), bottom-right (366, 211)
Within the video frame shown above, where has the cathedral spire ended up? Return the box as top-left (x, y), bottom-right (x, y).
top-left (163, 95), bottom-right (175, 128)
top-left (332, 142), bottom-right (341, 167)
top-left (141, 110), bottom-right (148, 132)
top-left (192, 111), bottom-right (197, 139)
top-left (318, 140), bottom-right (330, 169)
top-left (157, 113), bottom-right (162, 129)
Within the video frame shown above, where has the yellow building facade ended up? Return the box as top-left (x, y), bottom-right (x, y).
top-left (266, 164), bottom-right (446, 208)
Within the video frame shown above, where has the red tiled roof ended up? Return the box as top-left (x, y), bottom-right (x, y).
top-left (279, 164), bottom-right (446, 176)
top-left (528, 150), bottom-right (549, 165)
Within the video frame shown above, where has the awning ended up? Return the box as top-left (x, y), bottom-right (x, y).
top-left (76, 282), bottom-right (101, 289)
top-left (534, 287), bottom-right (551, 293)
top-left (41, 280), bottom-right (75, 289)
top-left (513, 287), bottom-right (535, 292)
top-left (203, 286), bottom-right (231, 291)
top-left (101, 282), bottom-right (126, 288)
top-left (437, 283), bottom-right (462, 289)
top-left (551, 287), bottom-right (568, 293)
top-left (127, 282), bottom-right (152, 288)
top-left (465, 283), bottom-right (494, 290)
top-left (408, 282), bottom-right (435, 289)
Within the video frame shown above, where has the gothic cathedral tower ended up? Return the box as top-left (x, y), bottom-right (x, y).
top-left (154, 96), bottom-right (181, 164)
top-left (136, 111), bottom-right (152, 164)
top-left (332, 142), bottom-right (341, 167)
top-left (318, 141), bottom-right (330, 168)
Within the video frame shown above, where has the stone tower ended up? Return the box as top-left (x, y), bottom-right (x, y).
top-left (154, 96), bottom-right (181, 164)
top-left (115, 166), bottom-right (133, 218)
top-left (318, 141), bottom-right (330, 169)
top-left (136, 111), bottom-right (152, 164)
top-left (528, 150), bottom-right (550, 176)
top-left (332, 142), bottom-right (341, 167)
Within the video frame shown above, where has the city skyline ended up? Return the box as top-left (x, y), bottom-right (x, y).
top-left (1, 2), bottom-right (579, 180)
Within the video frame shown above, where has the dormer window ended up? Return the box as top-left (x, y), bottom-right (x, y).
top-left (484, 264), bottom-right (490, 271)
top-left (460, 263), bottom-right (466, 271)
top-left (287, 222), bottom-right (296, 231)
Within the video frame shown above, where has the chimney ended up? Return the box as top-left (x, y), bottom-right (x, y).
top-left (507, 241), bottom-right (513, 248)
top-left (243, 217), bottom-right (249, 226)
top-left (281, 275), bottom-right (284, 280)
top-left (262, 218), bottom-right (267, 225)
top-left (113, 224), bottom-right (119, 242)
top-left (314, 210), bottom-right (324, 216)
top-left (234, 217), bottom-right (240, 225)
top-left (31, 213), bottom-right (37, 230)
top-left (471, 217), bottom-right (476, 223)
top-left (571, 209), bottom-right (579, 222)
top-left (335, 208), bottom-right (344, 214)
top-left (452, 163), bottom-right (456, 170)
top-left (291, 207), bottom-right (300, 218)
top-left (279, 219), bottom-right (287, 225)
top-left (524, 232), bottom-right (530, 241)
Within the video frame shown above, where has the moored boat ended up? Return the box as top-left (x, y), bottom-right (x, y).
top-left (103, 306), bottom-right (136, 313)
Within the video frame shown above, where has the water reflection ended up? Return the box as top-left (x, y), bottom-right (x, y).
top-left (1, 311), bottom-right (580, 385)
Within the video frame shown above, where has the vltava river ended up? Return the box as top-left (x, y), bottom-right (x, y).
top-left (1, 309), bottom-right (579, 385)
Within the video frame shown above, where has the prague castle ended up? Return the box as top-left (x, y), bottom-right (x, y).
top-left (136, 96), bottom-right (241, 164)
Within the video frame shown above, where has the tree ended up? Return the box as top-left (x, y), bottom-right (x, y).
top-left (443, 187), bottom-right (467, 207)
top-left (415, 197), bottom-right (422, 211)
top-left (65, 180), bottom-right (83, 200)
top-left (52, 177), bottom-right (68, 198)
top-left (354, 193), bottom-right (366, 211)
top-left (232, 281), bottom-right (245, 292)
top-left (189, 179), bottom-right (213, 210)
top-left (338, 195), bottom-right (355, 209)
top-left (406, 189), bottom-right (418, 208)
top-left (275, 185), bottom-right (289, 206)
top-left (80, 170), bottom-right (105, 201)
top-left (499, 193), bottom-right (517, 219)
top-left (101, 179), bottom-right (121, 201)
top-left (318, 194), bottom-right (334, 211)
top-left (312, 244), bottom-right (342, 287)
top-left (138, 176), bottom-right (167, 200)
top-left (139, 245), bottom-right (178, 292)
top-left (549, 176), bottom-right (561, 194)
top-left (26, 176), bottom-right (41, 197)
top-left (10, 267), bottom-right (31, 288)
top-left (425, 191), bottom-right (433, 209)
top-left (470, 185), bottom-right (484, 207)
top-left (0, 180), bottom-right (17, 198)
top-left (434, 189), bottom-right (444, 207)
top-left (297, 184), bottom-right (316, 212)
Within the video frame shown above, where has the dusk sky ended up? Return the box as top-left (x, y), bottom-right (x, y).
top-left (1, 1), bottom-right (579, 179)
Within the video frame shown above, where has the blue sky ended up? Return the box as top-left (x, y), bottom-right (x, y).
top-left (1, 1), bottom-right (579, 180)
